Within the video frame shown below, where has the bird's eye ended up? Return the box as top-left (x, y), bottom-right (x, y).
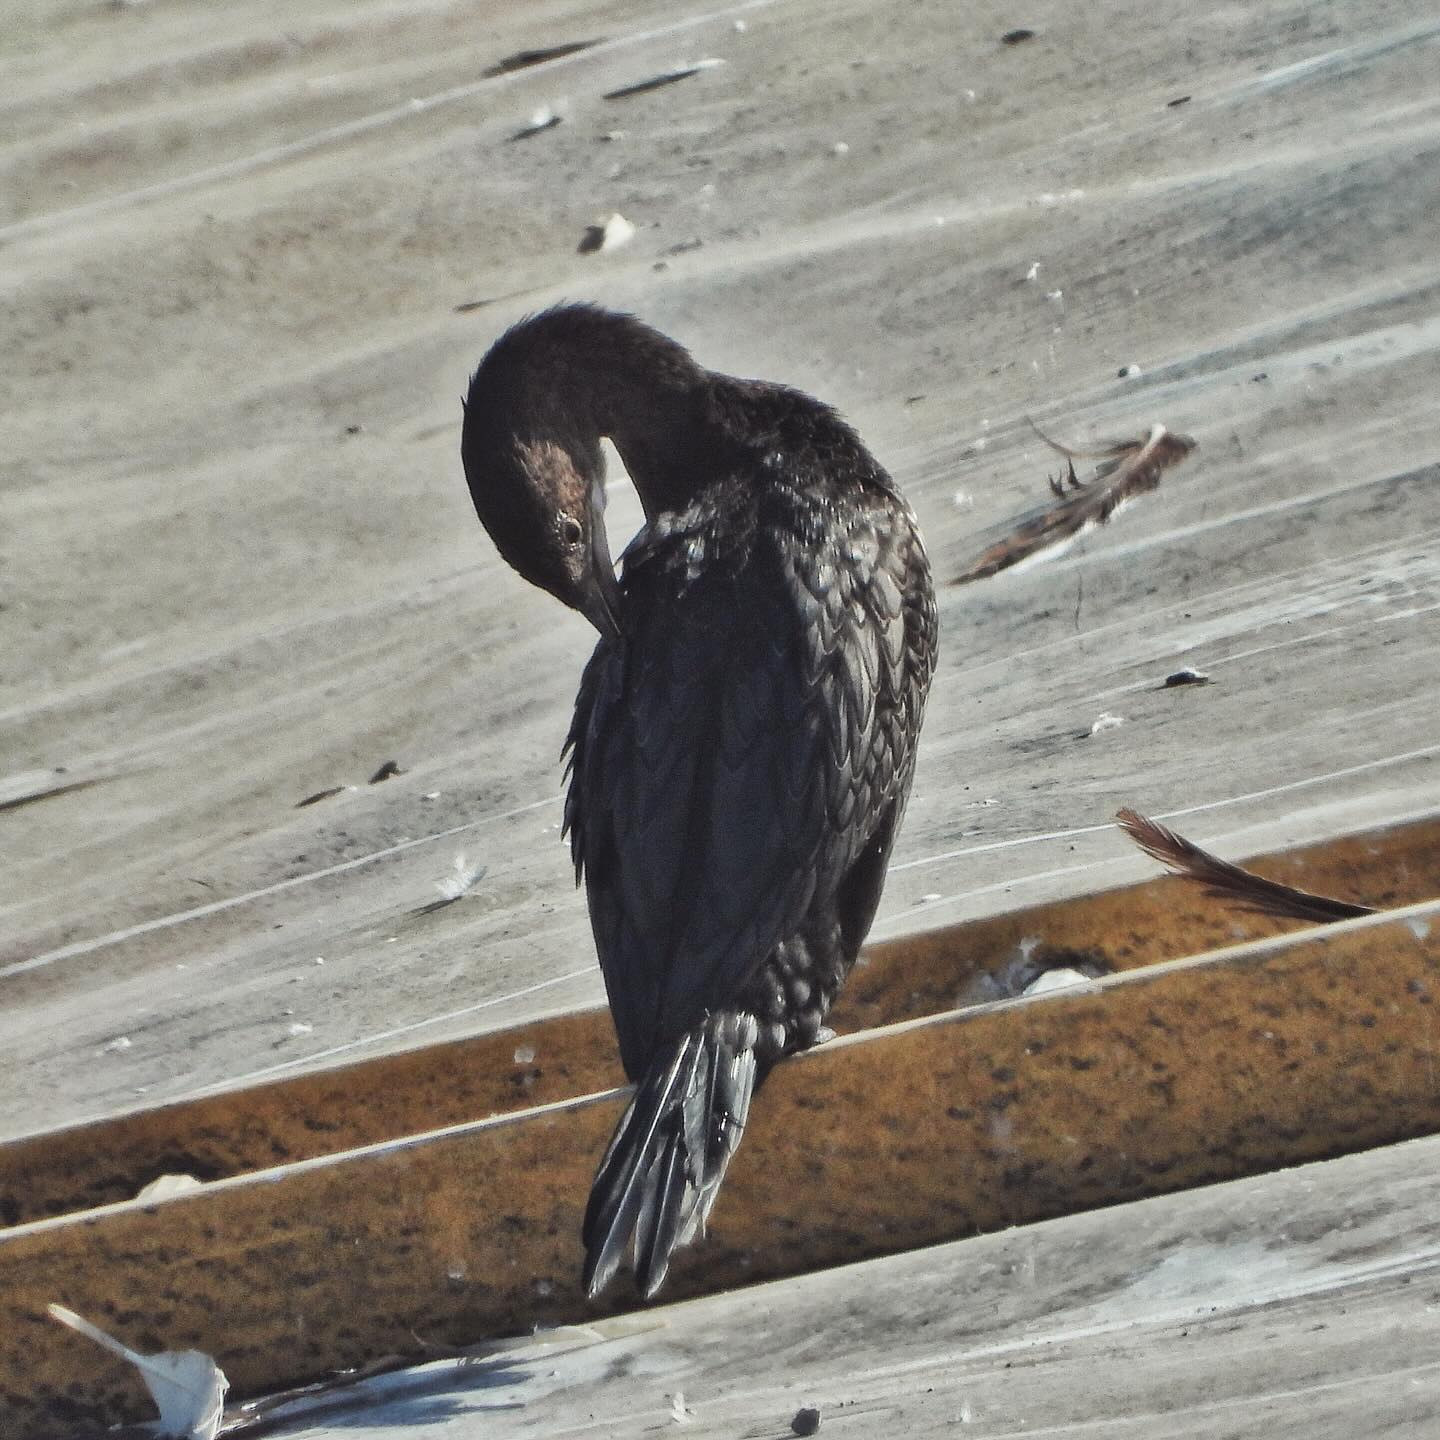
top-left (559, 515), bottom-right (583, 546)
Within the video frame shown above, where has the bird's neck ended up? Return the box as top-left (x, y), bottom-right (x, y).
top-left (506, 309), bottom-right (724, 520)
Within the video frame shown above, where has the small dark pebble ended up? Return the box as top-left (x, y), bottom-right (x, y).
top-left (344, 423), bottom-right (364, 436)
top-left (1167, 94), bottom-right (1192, 107)
top-left (1163, 668), bottom-right (1211, 688)
top-left (792, 1407), bottom-right (822, 1436)
top-left (369, 760), bottom-right (404, 784)
top-left (1001, 28), bottom-right (1036, 44)
top-left (1252, 371), bottom-right (1269, 381)
top-left (578, 225), bottom-right (607, 254)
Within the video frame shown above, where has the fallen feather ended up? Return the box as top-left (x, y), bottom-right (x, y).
top-left (1089, 712), bottom-right (1126, 736)
top-left (1025, 261), bottom-right (1040, 281)
top-left (1022, 967), bottom-right (1092, 996)
top-left (409, 853), bottom-right (489, 917)
top-left (436, 853), bottom-right (486, 902)
top-left (104, 1035), bottom-right (133, 1053)
top-left (135, 1173), bottom-right (203, 1202)
top-left (952, 422), bottom-right (1196, 583)
top-left (578, 212), bottom-right (636, 254)
top-left (47, 1304), bottom-right (228, 1440)
top-left (670, 1390), bottom-right (695, 1424)
top-left (1116, 809), bottom-right (1375, 924)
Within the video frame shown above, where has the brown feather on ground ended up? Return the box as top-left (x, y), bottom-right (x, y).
top-left (953, 423), bottom-right (1196, 583)
top-left (1116, 808), bottom-right (1375, 925)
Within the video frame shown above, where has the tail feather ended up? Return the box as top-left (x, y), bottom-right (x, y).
top-left (1117, 808), bottom-right (1375, 925)
top-left (583, 1013), bottom-right (758, 1300)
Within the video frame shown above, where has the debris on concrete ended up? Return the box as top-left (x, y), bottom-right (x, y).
top-left (1118, 363), bottom-right (1142, 378)
top-left (135, 1173), bottom-right (203, 1202)
top-left (368, 759), bottom-right (404, 783)
top-left (511, 105), bottom-right (563, 140)
top-left (1022, 967), bottom-right (1093, 996)
top-left (435, 853), bottom-right (486, 903)
top-left (47, 1304), bottom-right (228, 1440)
top-left (959, 945), bottom-right (1111, 1005)
top-left (1089, 712), bottom-right (1127, 736)
top-left (1164, 667), bottom-right (1211, 687)
top-left (295, 785), bottom-right (351, 808)
top-left (578, 213), bottom-right (637, 254)
top-left (603, 59), bottom-right (725, 101)
top-left (1001, 29), bottom-right (1037, 45)
top-left (792, 1403), bottom-right (823, 1434)
top-left (953, 423), bottom-right (1196, 583)
top-left (1116, 809), bottom-right (1376, 924)
top-left (483, 40), bottom-right (598, 78)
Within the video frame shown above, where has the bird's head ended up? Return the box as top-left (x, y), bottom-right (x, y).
top-left (461, 388), bottom-right (622, 641)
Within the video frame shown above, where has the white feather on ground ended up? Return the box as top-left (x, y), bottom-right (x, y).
top-left (47, 1304), bottom-right (228, 1440)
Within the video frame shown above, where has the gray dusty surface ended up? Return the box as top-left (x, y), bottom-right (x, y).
top-left (244, 1135), bottom-right (1440, 1438)
top-left (4, 1), bottom-right (1439, 1144)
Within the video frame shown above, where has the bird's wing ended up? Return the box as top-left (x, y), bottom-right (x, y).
top-left (565, 494), bottom-right (923, 1079)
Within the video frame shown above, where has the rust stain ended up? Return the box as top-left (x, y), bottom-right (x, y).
top-left (4, 896), bottom-right (1438, 1438)
top-left (4, 813), bottom-right (1434, 1230)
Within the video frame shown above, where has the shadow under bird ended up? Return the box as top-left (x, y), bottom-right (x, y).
top-left (461, 304), bottom-right (937, 1298)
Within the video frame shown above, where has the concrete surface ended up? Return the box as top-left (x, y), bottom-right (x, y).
top-left (243, 1133), bottom-right (1440, 1438)
top-left (6, 1), bottom-right (1440, 1435)
top-left (6, 0), bottom-right (1438, 1139)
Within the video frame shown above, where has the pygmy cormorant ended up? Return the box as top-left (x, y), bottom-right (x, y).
top-left (461, 304), bottom-right (937, 1298)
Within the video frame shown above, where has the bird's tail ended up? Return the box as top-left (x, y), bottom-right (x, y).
top-left (582, 1011), bottom-right (759, 1300)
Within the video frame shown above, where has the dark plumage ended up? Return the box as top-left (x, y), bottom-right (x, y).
top-left (462, 305), bottom-right (937, 1298)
